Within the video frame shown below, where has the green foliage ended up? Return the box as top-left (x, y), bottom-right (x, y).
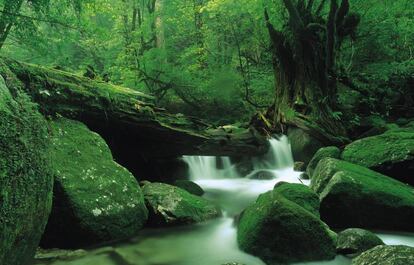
top-left (1, 0), bottom-right (413, 124)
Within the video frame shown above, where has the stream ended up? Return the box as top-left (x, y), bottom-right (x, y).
top-left (34, 136), bottom-right (414, 265)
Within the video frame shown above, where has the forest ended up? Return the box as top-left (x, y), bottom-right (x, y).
top-left (0, 0), bottom-right (413, 265)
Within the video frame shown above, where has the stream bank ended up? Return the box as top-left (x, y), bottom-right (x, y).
top-left (33, 136), bottom-right (414, 265)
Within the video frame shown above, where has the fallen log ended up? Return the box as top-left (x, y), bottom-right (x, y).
top-left (0, 58), bottom-right (268, 164)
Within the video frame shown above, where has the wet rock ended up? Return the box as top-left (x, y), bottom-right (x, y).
top-left (307, 146), bottom-right (341, 178)
top-left (233, 157), bottom-right (254, 176)
top-left (274, 182), bottom-right (320, 217)
top-left (288, 127), bottom-right (324, 166)
top-left (173, 180), bottom-right (204, 196)
top-left (336, 228), bottom-right (384, 256)
top-left (41, 118), bottom-right (148, 248)
top-left (0, 76), bottom-right (53, 265)
top-left (294, 161), bottom-right (306, 171)
top-left (142, 182), bottom-right (221, 226)
top-left (300, 172), bottom-right (310, 180)
top-left (341, 131), bottom-right (414, 185)
top-left (247, 170), bottom-right (275, 180)
top-left (312, 158), bottom-right (414, 231)
top-left (352, 245), bottom-right (414, 265)
top-left (237, 190), bottom-right (336, 264)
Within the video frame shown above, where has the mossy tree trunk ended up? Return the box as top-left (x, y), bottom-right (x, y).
top-left (0, 57), bottom-right (268, 158)
top-left (265, 0), bottom-right (360, 144)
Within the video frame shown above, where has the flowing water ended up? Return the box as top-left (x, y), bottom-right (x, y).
top-left (35, 136), bottom-right (414, 265)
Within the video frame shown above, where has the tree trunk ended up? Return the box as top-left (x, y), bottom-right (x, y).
top-left (0, 57), bottom-right (268, 157)
top-left (264, 0), bottom-right (359, 145)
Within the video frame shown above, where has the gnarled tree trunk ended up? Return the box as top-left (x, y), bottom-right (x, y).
top-left (265, 0), bottom-right (360, 145)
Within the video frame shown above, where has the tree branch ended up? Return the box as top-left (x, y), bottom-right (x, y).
top-left (336, 0), bottom-right (349, 28)
top-left (282, 0), bottom-right (305, 30)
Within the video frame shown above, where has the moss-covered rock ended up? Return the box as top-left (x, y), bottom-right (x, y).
top-left (0, 76), bottom-right (53, 265)
top-left (142, 182), bottom-right (221, 226)
top-left (288, 127), bottom-right (324, 165)
top-left (41, 118), bottom-right (148, 248)
top-left (312, 159), bottom-right (414, 231)
top-left (341, 131), bottom-right (414, 185)
top-left (352, 245), bottom-right (414, 265)
top-left (336, 228), bottom-right (384, 256)
top-left (173, 180), bottom-right (204, 196)
top-left (311, 157), bottom-right (388, 194)
top-left (274, 182), bottom-right (320, 217)
top-left (307, 146), bottom-right (341, 178)
top-left (237, 190), bottom-right (336, 264)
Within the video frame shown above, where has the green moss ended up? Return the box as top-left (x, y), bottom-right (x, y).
top-left (310, 157), bottom-right (406, 194)
top-left (41, 117), bottom-right (148, 248)
top-left (341, 131), bottom-right (414, 183)
top-left (307, 146), bottom-right (341, 178)
top-left (173, 180), bottom-right (204, 196)
top-left (318, 167), bottom-right (414, 231)
top-left (352, 245), bottom-right (414, 265)
top-left (143, 182), bottom-right (221, 226)
top-left (237, 191), bottom-right (336, 264)
top-left (0, 77), bottom-right (53, 265)
top-left (274, 182), bottom-right (320, 217)
top-left (336, 228), bottom-right (384, 256)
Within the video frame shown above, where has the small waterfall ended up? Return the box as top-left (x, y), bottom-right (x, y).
top-left (252, 135), bottom-right (294, 170)
top-left (183, 136), bottom-right (305, 216)
top-left (184, 135), bottom-right (295, 181)
top-left (183, 156), bottom-right (239, 180)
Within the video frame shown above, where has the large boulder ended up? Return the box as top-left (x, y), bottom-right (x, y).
top-left (237, 190), bottom-right (336, 264)
top-left (142, 182), bottom-right (221, 226)
top-left (341, 131), bottom-right (414, 185)
top-left (306, 146), bottom-right (341, 178)
top-left (352, 245), bottom-right (414, 265)
top-left (0, 77), bottom-right (53, 265)
top-left (312, 158), bottom-right (414, 231)
top-left (288, 127), bottom-right (324, 165)
top-left (274, 182), bottom-right (320, 217)
top-left (336, 228), bottom-right (384, 256)
top-left (41, 118), bottom-right (148, 248)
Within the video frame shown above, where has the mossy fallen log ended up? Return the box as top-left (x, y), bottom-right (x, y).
top-left (0, 57), bottom-right (268, 161)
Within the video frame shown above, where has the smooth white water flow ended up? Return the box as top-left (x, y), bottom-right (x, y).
top-left (183, 156), bottom-right (239, 179)
top-left (253, 136), bottom-right (295, 169)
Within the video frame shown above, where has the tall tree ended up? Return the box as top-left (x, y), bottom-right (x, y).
top-left (265, 0), bottom-right (360, 143)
